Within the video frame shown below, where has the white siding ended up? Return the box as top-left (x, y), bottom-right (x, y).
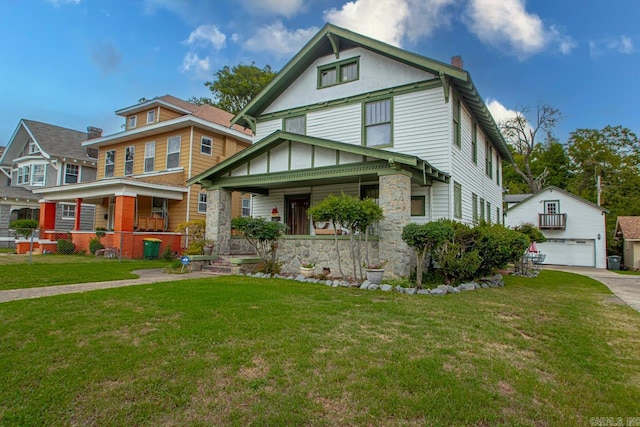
top-left (264, 47), bottom-right (435, 114)
top-left (315, 146), bottom-right (336, 167)
top-left (269, 143), bottom-right (289, 172)
top-left (393, 88), bottom-right (450, 171)
top-left (250, 153), bottom-right (268, 174)
top-left (255, 119), bottom-right (282, 141)
top-left (339, 152), bottom-right (363, 165)
top-left (307, 104), bottom-right (361, 145)
top-left (291, 143), bottom-right (312, 169)
top-left (431, 181), bottom-right (450, 220)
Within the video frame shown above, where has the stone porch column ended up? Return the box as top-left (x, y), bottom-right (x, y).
top-left (378, 171), bottom-right (412, 277)
top-left (207, 188), bottom-right (232, 255)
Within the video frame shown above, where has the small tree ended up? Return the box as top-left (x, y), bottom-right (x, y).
top-left (176, 219), bottom-right (207, 255)
top-left (513, 223), bottom-right (547, 244)
top-left (475, 223), bottom-right (530, 277)
top-left (9, 219), bottom-right (38, 239)
top-left (401, 221), bottom-right (453, 289)
top-left (231, 216), bottom-right (287, 274)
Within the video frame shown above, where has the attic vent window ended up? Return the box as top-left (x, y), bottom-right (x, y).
top-left (28, 140), bottom-right (40, 155)
top-left (318, 57), bottom-right (359, 88)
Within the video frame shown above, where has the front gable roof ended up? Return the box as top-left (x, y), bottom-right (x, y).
top-left (615, 216), bottom-right (640, 240)
top-left (506, 186), bottom-right (608, 214)
top-left (231, 23), bottom-right (511, 162)
top-left (188, 130), bottom-right (449, 191)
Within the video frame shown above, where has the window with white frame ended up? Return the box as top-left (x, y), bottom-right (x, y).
top-left (198, 193), bottom-right (207, 213)
top-left (31, 164), bottom-right (45, 186)
top-left (128, 115), bottom-right (137, 129)
top-left (105, 150), bottom-right (115, 178)
top-left (166, 136), bottom-right (181, 169)
top-left (19, 166), bottom-right (29, 185)
top-left (242, 197), bottom-right (251, 217)
top-left (545, 200), bottom-right (559, 214)
top-left (28, 139), bottom-right (40, 154)
top-left (285, 116), bottom-right (306, 135)
top-left (61, 204), bottom-right (75, 219)
top-left (124, 146), bottom-right (135, 176)
top-left (65, 164), bottom-right (79, 184)
top-left (365, 99), bottom-right (391, 147)
top-left (147, 110), bottom-right (155, 124)
top-left (201, 137), bottom-right (212, 155)
top-left (144, 141), bottom-right (155, 173)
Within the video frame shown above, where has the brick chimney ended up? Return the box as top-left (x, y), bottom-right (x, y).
top-left (451, 55), bottom-right (463, 69)
top-left (87, 126), bottom-right (103, 140)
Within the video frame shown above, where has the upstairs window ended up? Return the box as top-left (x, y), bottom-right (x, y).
top-left (365, 99), bottom-right (392, 147)
top-left (65, 164), bottom-right (79, 184)
top-left (147, 110), bottom-right (155, 124)
top-left (128, 115), bottom-right (137, 129)
top-left (144, 141), bottom-right (155, 173)
top-left (201, 137), bottom-right (212, 156)
top-left (485, 142), bottom-right (493, 178)
top-left (472, 193), bottom-right (478, 222)
top-left (486, 201), bottom-right (492, 223)
top-left (472, 123), bottom-right (478, 164)
top-left (32, 164), bottom-right (45, 186)
top-left (318, 58), bottom-right (359, 88)
top-left (479, 198), bottom-right (485, 221)
top-left (21, 166), bottom-right (30, 184)
top-left (105, 150), bottom-right (115, 178)
top-left (284, 116), bottom-right (306, 135)
top-left (124, 146), bottom-right (135, 176)
top-left (453, 99), bottom-right (461, 148)
top-left (166, 136), bottom-right (181, 169)
top-left (545, 200), bottom-right (559, 214)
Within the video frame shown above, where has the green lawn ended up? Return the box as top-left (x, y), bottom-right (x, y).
top-left (0, 254), bottom-right (171, 290)
top-left (0, 270), bottom-right (638, 425)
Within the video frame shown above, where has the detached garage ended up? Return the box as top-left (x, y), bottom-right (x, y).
top-left (505, 186), bottom-right (607, 269)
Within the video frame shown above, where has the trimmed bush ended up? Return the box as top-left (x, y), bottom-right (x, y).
top-left (9, 219), bottom-right (38, 238)
top-left (57, 239), bottom-right (76, 255)
top-left (89, 238), bottom-right (105, 255)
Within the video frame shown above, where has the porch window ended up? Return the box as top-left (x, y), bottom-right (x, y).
top-left (105, 150), bottom-right (115, 178)
top-left (242, 197), bottom-right (251, 217)
top-left (152, 197), bottom-right (168, 219)
top-left (198, 192), bottom-right (207, 213)
top-left (65, 164), bottom-right (79, 184)
top-left (124, 146), bottom-right (135, 176)
top-left (472, 193), bottom-right (478, 222)
top-left (128, 115), bottom-right (137, 129)
top-left (201, 137), bottom-right (212, 155)
top-left (365, 99), bottom-right (391, 147)
top-left (61, 204), bottom-right (75, 220)
top-left (32, 164), bottom-right (45, 186)
top-left (472, 123), bottom-right (478, 164)
top-left (411, 196), bottom-right (425, 216)
top-left (285, 116), bottom-right (306, 135)
top-left (454, 182), bottom-right (462, 219)
top-left (147, 110), bottom-right (155, 124)
top-left (144, 141), bottom-right (155, 173)
top-left (167, 136), bottom-right (181, 169)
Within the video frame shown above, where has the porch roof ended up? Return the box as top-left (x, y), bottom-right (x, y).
top-left (188, 130), bottom-right (449, 194)
top-left (32, 178), bottom-right (188, 202)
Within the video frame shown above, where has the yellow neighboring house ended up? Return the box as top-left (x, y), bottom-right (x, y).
top-left (34, 95), bottom-right (252, 258)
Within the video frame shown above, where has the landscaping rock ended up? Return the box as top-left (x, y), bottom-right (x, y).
top-left (429, 287), bottom-right (446, 295)
top-left (325, 280), bottom-right (333, 286)
top-left (405, 288), bottom-right (417, 295)
top-left (459, 282), bottom-right (476, 291)
top-left (417, 289), bottom-right (429, 295)
top-left (395, 286), bottom-right (405, 294)
top-left (332, 280), bottom-right (341, 287)
top-left (450, 286), bottom-right (460, 293)
top-left (295, 274), bottom-right (307, 282)
top-left (368, 284), bottom-right (379, 290)
top-left (360, 280), bottom-right (370, 289)
top-left (481, 283), bottom-right (489, 289)
top-left (380, 284), bottom-right (392, 292)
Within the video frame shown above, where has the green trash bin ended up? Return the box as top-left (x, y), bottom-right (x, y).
top-left (608, 255), bottom-right (621, 270)
top-left (143, 238), bottom-right (162, 259)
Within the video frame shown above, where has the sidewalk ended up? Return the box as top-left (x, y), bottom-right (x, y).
top-left (544, 266), bottom-right (640, 312)
top-left (0, 269), bottom-right (213, 303)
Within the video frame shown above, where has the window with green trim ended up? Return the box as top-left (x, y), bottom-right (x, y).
top-left (496, 207), bottom-right (500, 224)
top-left (485, 142), bottom-right (493, 178)
top-left (365, 99), bottom-right (391, 147)
top-left (496, 158), bottom-right (500, 185)
top-left (453, 99), bottom-right (461, 148)
top-left (472, 123), bottom-right (478, 163)
top-left (284, 115), bottom-right (306, 135)
top-left (318, 58), bottom-right (359, 88)
top-left (486, 201), bottom-right (491, 223)
top-left (479, 198), bottom-right (485, 221)
top-left (472, 193), bottom-right (478, 222)
top-left (454, 182), bottom-right (462, 219)
top-left (411, 196), bottom-right (425, 216)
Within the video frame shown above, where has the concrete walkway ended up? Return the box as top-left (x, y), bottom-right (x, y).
top-left (0, 269), bottom-right (213, 304)
top-left (545, 265), bottom-right (640, 312)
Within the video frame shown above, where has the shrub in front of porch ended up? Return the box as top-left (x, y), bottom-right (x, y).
top-left (231, 216), bottom-right (287, 275)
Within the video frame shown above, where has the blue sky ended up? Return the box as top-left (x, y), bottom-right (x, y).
top-left (1, 0), bottom-right (638, 146)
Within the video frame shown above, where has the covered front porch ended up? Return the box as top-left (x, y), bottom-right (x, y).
top-left (32, 178), bottom-right (188, 258)
top-left (189, 131), bottom-right (449, 277)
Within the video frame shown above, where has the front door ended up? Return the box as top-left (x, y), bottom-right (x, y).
top-left (285, 195), bottom-right (310, 235)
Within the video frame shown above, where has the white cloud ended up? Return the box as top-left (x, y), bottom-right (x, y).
top-left (241, 0), bottom-right (306, 18)
top-left (589, 35), bottom-right (634, 59)
top-left (487, 99), bottom-right (520, 125)
top-left (184, 25), bottom-right (226, 50)
top-left (180, 52), bottom-right (210, 76)
top-left (466, 0), bottom-right (575, 59)
top-left (243, 21), bottom-right (318, 57)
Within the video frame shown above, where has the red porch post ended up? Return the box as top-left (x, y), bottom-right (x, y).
top-left (74, 198), bottom-right (82, 231)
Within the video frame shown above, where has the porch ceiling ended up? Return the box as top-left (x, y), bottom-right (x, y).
top-left (33, 178), bottom-right (187, 202)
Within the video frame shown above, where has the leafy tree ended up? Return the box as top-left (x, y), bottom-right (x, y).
top-left (191, 63), bottom-right (277, 115)
top-left (231, 216), bottom-right (287, 274)
top-left (475, 223), bottom-right (529, 277)
top-left (401, 221), bottom-right (453, 289)
top-left (499, 104), bottom-right (562, 193)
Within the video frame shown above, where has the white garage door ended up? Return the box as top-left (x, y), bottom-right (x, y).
top-left (538, 239), bottom-right (595, 267)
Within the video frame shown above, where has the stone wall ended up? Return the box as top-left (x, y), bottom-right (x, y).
top-left (206, 189), bottom-right (232, 255)
top-left (378, 172), bottom-right (412, 277)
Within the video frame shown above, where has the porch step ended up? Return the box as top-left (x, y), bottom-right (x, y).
top-left (203, 255), bottom-right (232, 275)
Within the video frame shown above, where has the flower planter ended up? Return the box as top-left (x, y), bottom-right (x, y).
top-left (365, 268), bottom-right (385, 285)
top-left (300, 267), bottom-right (315, 278)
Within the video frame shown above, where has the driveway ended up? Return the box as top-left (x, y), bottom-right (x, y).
top-left (545, 266), bottom-right (640, 312)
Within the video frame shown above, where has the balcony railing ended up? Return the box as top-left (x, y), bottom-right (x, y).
top-left (538, 213), bottom-right (567, 230)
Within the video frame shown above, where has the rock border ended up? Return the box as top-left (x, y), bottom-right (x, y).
top-left (241, 272), bottom-right (506, 296)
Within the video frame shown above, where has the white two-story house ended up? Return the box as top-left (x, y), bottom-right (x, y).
top-left (189, 24), bottom-right (511, 277)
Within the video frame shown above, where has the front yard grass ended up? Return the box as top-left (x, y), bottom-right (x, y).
top-left (0, 270), bottom-right (638, 425)
top-left (0, 255), bottom-right (171, 290)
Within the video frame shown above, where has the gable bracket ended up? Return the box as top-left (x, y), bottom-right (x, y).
top-left (326, 32), bottom-right (340, 59)
top-left (240, 115), bottom-right (257, 134)
top-left (439, 71), bottom-right (450, 103)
